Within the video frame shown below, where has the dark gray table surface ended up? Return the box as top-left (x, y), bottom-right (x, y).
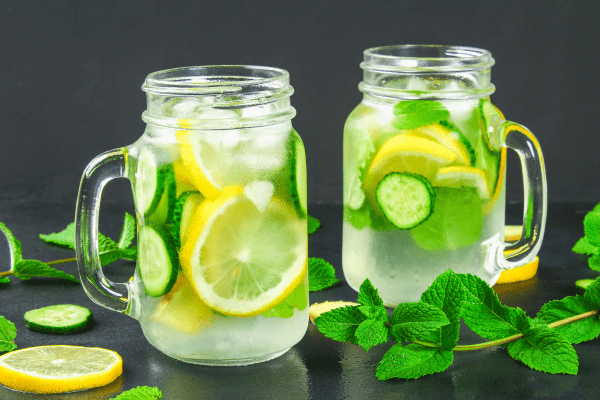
top-left (1, 199), bottom-right (599, 399)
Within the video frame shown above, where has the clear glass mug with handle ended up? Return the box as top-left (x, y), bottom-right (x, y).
top-left (342, 45), bottom-right (547, 306)
top-left (75, 66), bottom-right (309, 365)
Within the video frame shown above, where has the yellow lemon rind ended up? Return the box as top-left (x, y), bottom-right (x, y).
top-left (176, 130), bottom-right (222, 201)
top-left (496, 256), bottom-right (539, 284)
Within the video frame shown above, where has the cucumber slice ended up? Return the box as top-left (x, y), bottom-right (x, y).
top-left (376, 172), bottom-right (435, 229)
top-left (135, 149), bottom-right (167, 217)
top-left (24, 304), bottom-right (92, 334)
top-left (289, 131), bottom-right (307, 217)
top-left (138, 224), bottom-right (179, 297)
top-left (438, 120), bottom-right (476, 166)
top-left (147, 165), bottom-right (177, 225)
top-left (172, 190), bottom-right (205, 247)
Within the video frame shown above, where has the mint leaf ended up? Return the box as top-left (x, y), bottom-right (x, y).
top-left (420, 269), bottom-right (463, 350)
top-left (262, 280), bottom-right (307, 318)
top-left (314, 305), bottom-right (366, 344)
top-left (390, 302), bottom-right (450, 343)
top-left (39, 222), bottom-right (76, 248)
top-left (117, 213), bottom-right (136, 249)
top-left (308, 215), bottom-right (321, 235)
top-left (507, 325), bottom-right (578, 375)
top-left (572, 237), bottom-right (598, 255)
top-left (391, 100), bottom-right (450, 130)
top-left (308, 258), bottom-right (340, 291)
top-left (0, 316), bottom-right (17, 353)
top-left (584, 212), bottom-right (600, 247)
top-left (458, 273), bottom-right (530, 340)
top-left (357, 279), bottom-right (385, 308)
top-left (0, 276), bottom-right (9, 289)
top-left (0, 221), bottom-right (23, 265)
top-left (583, 277), bottom-right (600, 309)
top-left (359, 305), bottom-right (388, 322)
top-left (13, 260), bottom-right (78, 283)
top-left (536, 295), bottom-right (600, 344)
top-left (110, 385), bottom-right (162, 400)
top-left (589, 253), bottom-right (600, 271)
top-left (355, 319), bottom-right (389, 352)
top-left (376, 343), bottom-right (453, 380)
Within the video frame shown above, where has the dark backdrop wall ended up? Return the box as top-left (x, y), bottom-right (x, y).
top-left (0, 1), bottom-right (598, 207)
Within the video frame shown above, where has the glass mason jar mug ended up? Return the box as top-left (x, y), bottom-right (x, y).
top-left (342, 45), bottom-right (547, 305)
top-left (75, 66), bottom-right (309, 365)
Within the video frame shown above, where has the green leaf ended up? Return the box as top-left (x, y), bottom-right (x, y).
top-left (13, 260), bottom-right (78, 283)
top-left (458, 273), bottom-right (530, 340)
top-left (308, 258), bottom-right (340, 291)
top-left (420, 270), bottom-right (463, 350)
top-left (0, 316), bottom-right (17, 353)
top-left (390, 302), bottom-right (450, 343)
top-left (0, 221), bottom-right (23, 265)
top-left (262, 280), bottom-right (308, 318)
top-left (391, 100), bottom-right (450, 130)
top-left (358, 305), bottom-right (388, 322)
top-left (507, 325), bottom-right (578, 375)
top-left (357, 279), bottom-right (384, 308)
top-left (355, 319), bottom-right (389, 352)
top-left (376, 343), bottom-right (453, 380)
top-left (536, 295), bottom-right (600, 344)
top-left (589, 253), bottom-right (600, 271)
top-left (583, 277), bottom-right (600, 309)
top-left (572, 237), bottom-right (598, 255)
top-left (584, 212), bottom-right (600, 247)
top-left (307, 215), bottom-right (321, 235)
top-left (39, 222), bottom-right (76, 248)
top-left (314, 305), bottom-right (366, 344)
top-left (0, 276), bottom-right (9, 289)
top-left (110, 385), bottom-right (162, 400)
top-left (117, 213), bottom-right (136, 249)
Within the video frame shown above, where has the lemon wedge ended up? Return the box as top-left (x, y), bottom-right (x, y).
top-left (405, 123), bottom-right (472, 166)
top-left (434, 166), bottom-right (490, 200)
top-left (179, 186), bottom-right (307, 317)
top-left (151, 274), bottom-right (214, 334)
top-left (0, 345), bottom-right (122, 394)
top-left (176, 130), bottom-right (222, 200)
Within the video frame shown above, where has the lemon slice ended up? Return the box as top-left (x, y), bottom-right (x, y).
top-left (151, 274), bottom-right (214, 334)
top-left (179, 187), bottom-right (307, 317)
top-left (363, 134), bottom-right (457, 213)
top-left (176, 130), bottom-right (222, 201)
top-left (0, 345), bottom-right (122, 394)
top-left (504, 225), bottom-right (523, 242)
top-left (496, 256), bottom-right (539, 284)
top-left (406, 123), bottom-right (472, 166)
top-left (435, 166), bottom-right (490, 200)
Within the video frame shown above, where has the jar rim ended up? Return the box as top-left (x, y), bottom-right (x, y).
top-left (142, 65), bottom-right (291, 96)
top-left (362, 45), bottom-right (495, 72)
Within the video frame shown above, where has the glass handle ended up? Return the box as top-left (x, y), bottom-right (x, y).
top-left (490, 118), bottom-right (547, 273)
top-left (75, 148), bottom-right (133, 314)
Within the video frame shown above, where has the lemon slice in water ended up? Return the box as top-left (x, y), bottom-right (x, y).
top-left (179, 186), bottom-right (307, 317)
top-left (0, 345), bottom-right (122, 394)
top-left (435, 166), bottom-right (490, 199)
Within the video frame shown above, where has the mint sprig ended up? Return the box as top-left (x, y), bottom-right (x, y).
top-left (110, 385), bottom-right (162, 400)
top-left (316, 270), bottom-right (600, 380)
top-left (0, 214), bottom-right (137, 287)
top-left (573, 203), bottom-right (600, 270)
top-left (0, 316), bottom-right (17, 353)
top-left (391, 100), bottom-right (450, 130)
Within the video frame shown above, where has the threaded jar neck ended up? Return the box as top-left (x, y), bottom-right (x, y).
top-left (359, 45), bottom-right (496, 101)
top-left (141, 66), bottom-right (295, 129)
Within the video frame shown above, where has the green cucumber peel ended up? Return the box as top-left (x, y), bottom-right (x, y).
top-left (315, 270), bottom-right (600, 380)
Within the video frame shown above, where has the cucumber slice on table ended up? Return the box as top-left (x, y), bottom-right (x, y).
top-left (138, 224), bottom-right (179, 297)
top-left (289, 132), bottom-right (307, 217)
top-left (576, 279), bottom-right (594, 292)
top-left (172, 190), bottom-right (205, 247)
top-left (24, 304), bottom-right (92, 334)
top-left (375, 172), bottom-right (435, 229)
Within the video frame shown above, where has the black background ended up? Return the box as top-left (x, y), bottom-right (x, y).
top-left (0, 1), bottom-right (598, 206)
